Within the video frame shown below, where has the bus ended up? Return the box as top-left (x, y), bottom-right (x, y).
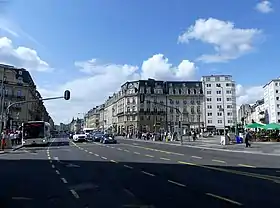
top-left (22, 121), bottom-right (51, 146)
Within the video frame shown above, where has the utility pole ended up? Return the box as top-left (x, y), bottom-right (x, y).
top-left (0, 67), bottom-right (5, 132)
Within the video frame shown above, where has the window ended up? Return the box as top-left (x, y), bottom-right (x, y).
top-left (217, 105), bottom-right (222, 109)
top-left (206, 84), bottom-right (211, 87)
top-left (206, 77), bottom-right (210, 81)
top-left (226, 83), bottom-right (231, 87)
top-left (207, 120), bottom-right (212, 124)
top-left (18, 71), bottom-right (22, 75)
top-left (277, 90), bottom-right (279, 93)
top-left (217, 98), bottom-right (222, 102)
top-left (216, 83), bottom-right (220, 87)
top-left (217, 112), bottom-right (222, 116)
top-left (216, 90), bottom-right (221, 94)
top-left (227, 112), bottom-right (232, 116)
top-left (18, 77), bottom-right (23, 84)
top-left (226, 97), bottom-right (232, 102)
top-left (226, 90), bottom-right (232, 94)
top-left (207, 112), bottom-right (212, 116)
top-left (227, 105), bottom-right (232, 109)
top-left (218, 120), bottom-right (223, 124)
top-left (277, 97), bottom-right (279, 101)
top-left (228, 120), bottom-right (232, 123)
top-left (207, 91), bottom-right (211, 94)
top-left (206, 98), bottom-right (212, 102)
top-left (169, 99), bottom-right (174, 104)
top-left (207, 105), bottom-right (212, 109)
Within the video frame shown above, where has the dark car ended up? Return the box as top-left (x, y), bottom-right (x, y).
top-left (100, 134), bottom-right (117, 144)
top-left (92, 132), bottom-right (104, 142)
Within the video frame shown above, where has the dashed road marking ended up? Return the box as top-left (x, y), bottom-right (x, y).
top-left (94, 154), bottom-right (99, 157)
top-left (178, 161), bottom-right (197, 166)
top-left (134, 152), bottom-right (140, 155)
top-left (212, 159), bottom-right (226, 164)
top-left (124, 165), bottom-right (133, 169)
top-left (118, 148), bottom-right (123, 151)
top-left (55, 170), bottom-right (60, 175)
top-left (101, 156), bottom-right (107, 160)
top-left (124, 150), bottom-right (130, 152)
top-left (141, 171), bottom-right (155, 177)
top-left (206, 193), bottom-right (242, 206)
top-left (191, 156), bottom-right (202, 159)
top-left (89, 151), bottom-right (93, 154)
top-left (49, 160), bottom-right (52, 163)
top-left (145, 154), bottom-right (154, 158)
top-left (70, 189), bottom-right (80, 199)
top-left (123, 188), bottom-right (135, 197)
top-left (160, 157), bottom-right (170, 161)
top-left (61, 178), bottom-right (68, 184)
top-left (167, 180), bottom-right (186, 187)
top-left (110, 160), bottom-right (118, 163)
top-left (51, 164), bottom-right (55, 169)
top-left (48, 156), bottom-right (51, 160)
top-left (238, 164), bottom-right (256, 168)
top-left (84, 149), bottom-right (88, 152)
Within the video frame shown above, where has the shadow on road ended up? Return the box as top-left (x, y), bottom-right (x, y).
top-left (0, 156), bottom-right (280, 208)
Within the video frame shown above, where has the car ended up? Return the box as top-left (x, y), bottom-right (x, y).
top-left (92, 132), bottom-right (104, 142)
top-left (100, 134), bottom-right (117, 144)
top-left (72, 131), bottom-right (87, 142)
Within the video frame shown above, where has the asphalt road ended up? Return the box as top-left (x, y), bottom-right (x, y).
top-left (1, 137), bottom-right (280, 207)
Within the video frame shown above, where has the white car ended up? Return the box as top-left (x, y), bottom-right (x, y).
top-left (73, 132), bottom-right (87, 142)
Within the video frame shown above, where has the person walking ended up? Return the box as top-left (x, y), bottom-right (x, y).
top-left (245, 130), bottom-right (252, 148)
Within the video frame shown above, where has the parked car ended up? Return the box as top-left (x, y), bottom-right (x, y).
top-left (100, 134), bottom-right (117, 144)
top-left (92, 132), bottom-right (104, 142)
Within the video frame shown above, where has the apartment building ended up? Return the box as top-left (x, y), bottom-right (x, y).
top-left (0, 64), bottom-right (52, 130)
top-left (85, 78), bottom-right (204, 135)
top-left (246, 99), bottom-right (266, 124)
top-left (263, 79), bottom-right (280, 123)
top-left (238, 104), bottom-right (251, 123)
top-left (202, 75), bottom-right (237, 133)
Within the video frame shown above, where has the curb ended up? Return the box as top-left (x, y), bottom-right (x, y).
top-left (117, 138), bottom-right (280, 157)
top-left (12, 145), bottom-right (24, 151)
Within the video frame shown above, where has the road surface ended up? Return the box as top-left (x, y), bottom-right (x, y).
top-left (0, 137), bottom-right (280, 207)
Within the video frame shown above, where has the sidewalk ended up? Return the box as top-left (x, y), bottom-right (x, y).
top-left (0, 144), bottom-right (23, 154)
top-left (117, 136), bottom-right (280, 156)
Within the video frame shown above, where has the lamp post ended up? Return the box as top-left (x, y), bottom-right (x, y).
top-left (0, 68), bottom-right (6, 133)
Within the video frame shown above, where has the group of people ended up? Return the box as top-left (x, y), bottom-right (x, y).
top-left (0, 129), bottom-right (22, 150)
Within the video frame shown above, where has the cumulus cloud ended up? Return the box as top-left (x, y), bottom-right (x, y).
top-left (178, 18), bottom-right (262, 63)
top-left (255, 1), bottom-right (273, 13)
top-left (236, 84), bottom-right (264, 105)
top-left (0, 36), bottom-right (51, 72)
top-left (40, 54), bottom-right (197, 123)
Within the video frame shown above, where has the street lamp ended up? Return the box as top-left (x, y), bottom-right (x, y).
top-left (218, 85), bottom-right (226, 142)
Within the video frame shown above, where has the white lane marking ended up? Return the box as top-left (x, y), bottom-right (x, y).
top-left (70, 189), bottom-right (80, 199)
top-left (124, 150), bottom-right (130, 152)
top-left (141, 171), bottom-right (155, 177)
top-left (134, 152), bottom-right (140, 155)
top-left (145, 154), bottom-right (154, 158)
top-left (101, 156), bottom-right (107, 160)
top-left (168, 180), bottom-right (186, 187)
top-left (51, 164), bottom-right (55, 169)
top-left (191, 156), bottom-right (202, 159)
top-left (123, 188), bottom-right (135, 197)
top-left (238, 164), bottom-right (256, 168)
top-left (49, 160), bottom-right (52, 163)
top-left (84, 149), bottom-right (88, 152)
top-left (48, 156), bottom-right (51, 160)
top-left (124, 165), bottom-right (133, 169)
top-left (55, 170), bottom-right (60, 175)
top-left (212, 159), bottom-right (226, 164)
top-left (89, 151), bottom-right (93, 154)
top-left (118, 148), bottom-right (123, 151)
top-left (132, 143), bottom-right (139, 145)
top-left (110, 160), bottom-right (118, 163)
top-left (206, 193), bottom-right (242, 206)
top-left (160, 157), bottom-right (170, 161)
top-left (94, 154), bottom-right (99, 157)
top-left (61, 178), bottom-right (68, 184)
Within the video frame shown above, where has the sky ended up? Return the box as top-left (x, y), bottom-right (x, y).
top-left (0, 0), bottom-right (279, 124)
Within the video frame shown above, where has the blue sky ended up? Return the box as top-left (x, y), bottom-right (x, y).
top-left (0, 0), bottom-right (279, 123)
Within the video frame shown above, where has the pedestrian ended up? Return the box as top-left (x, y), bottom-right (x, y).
top-left (245, 130), bottom-right (252, 148)
top-left (10, 131), bottom-right (16, 146)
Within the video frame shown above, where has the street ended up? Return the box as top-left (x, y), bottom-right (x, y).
top-left (1, 138), bottom-right (280, 207)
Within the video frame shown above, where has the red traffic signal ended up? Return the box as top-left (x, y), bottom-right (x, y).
top-left (64, 90), bottom-right (71, 100)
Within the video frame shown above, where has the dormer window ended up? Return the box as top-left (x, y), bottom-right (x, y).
top-left (19, 71), bottom-right (22, 75)
top-left (18, 77), bottom-right (23, 84)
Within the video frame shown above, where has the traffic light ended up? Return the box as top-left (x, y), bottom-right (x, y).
top-left (64, 90), bottom-right (71, 100)
top-left (140, 94), bottom-right (145, 103)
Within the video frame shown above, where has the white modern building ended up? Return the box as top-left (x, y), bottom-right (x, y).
top-left (202, 75), bottom-right (237, 133)
top-left (246, 99), bottom-right (266, 124)
top-left (263, 79), bottom-right (280, 123)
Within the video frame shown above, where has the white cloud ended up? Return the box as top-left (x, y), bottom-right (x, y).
top-left (40, 54), bottom-right (197, 123)
top-left (0, 36), bottom-right (52, 72)
top-left (255, 1), bottom-right (273, 13)
top-left (178, 18), bottom-right (262, 63)
top-left (236, 84), bottom-right (264, 105)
